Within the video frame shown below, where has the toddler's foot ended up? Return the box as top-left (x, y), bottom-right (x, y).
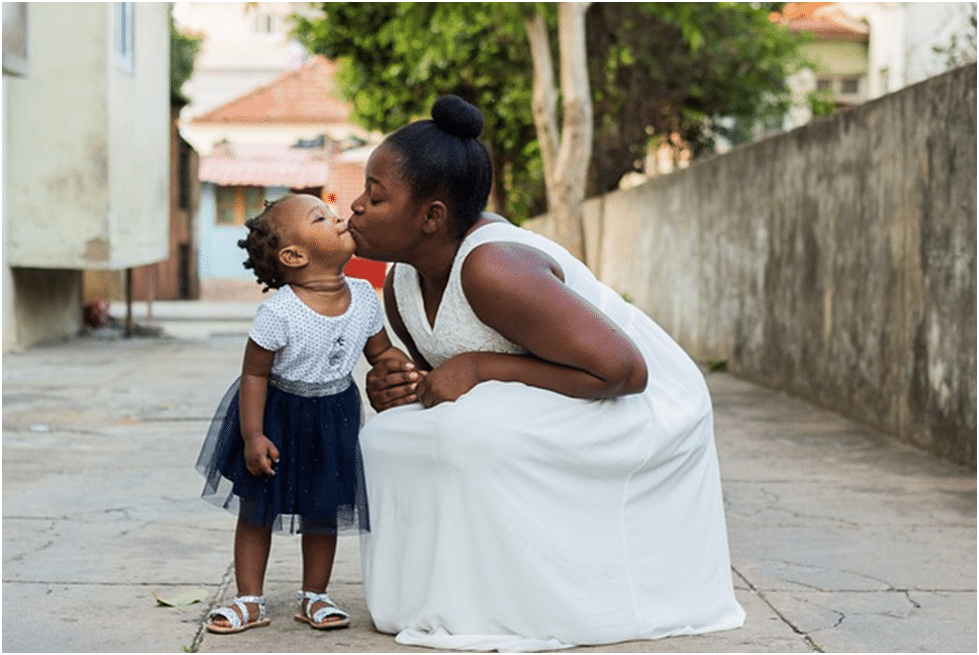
top-left (205, 595), bottom-right (270, 634)
top-left (295, 590), bottom-right (350, 629)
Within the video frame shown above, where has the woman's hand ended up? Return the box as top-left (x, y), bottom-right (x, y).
top-left (244, 434), bottom-right (279, 477)
top-left (366, 357), bottom-right (426, 411)
top-left (415, 353), bottom-right (482, 408)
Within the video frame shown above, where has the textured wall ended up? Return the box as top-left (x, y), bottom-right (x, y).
top-left (529, 64), bottom-right (976, 466)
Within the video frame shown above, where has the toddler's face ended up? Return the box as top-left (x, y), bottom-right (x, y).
top-left (275, 194), bottom-right (355, 260)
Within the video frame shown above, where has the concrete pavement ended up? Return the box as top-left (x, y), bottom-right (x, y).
top-left (3, 300), bottom-right (975, 652)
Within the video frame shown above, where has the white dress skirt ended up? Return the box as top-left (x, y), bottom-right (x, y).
top-left (359, 219), bottom-right (745, 652)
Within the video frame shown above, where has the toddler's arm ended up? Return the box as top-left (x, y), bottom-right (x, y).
top-left (363, 327), bottom-right (413, 369)
top-left (362, 328), bottom-right (421, 410)
top-left (239, 338), bottom-right (280, 477)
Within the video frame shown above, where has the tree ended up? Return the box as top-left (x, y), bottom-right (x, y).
top-left (584, 2), bottom-right (806, 194)
top-left (170, 8), bottom-right (202, 105)
top-left (294, 2), bottom-right (806, 251)
top-left (293, 3), bottom-right (545, 219)
top-left (526, 3), bottom-right (592, 260)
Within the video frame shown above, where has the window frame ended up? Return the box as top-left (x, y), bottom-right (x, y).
top-left (115, 2), bottom-right (134, 74)
top-left (215, 185), bottom-right (266, 226)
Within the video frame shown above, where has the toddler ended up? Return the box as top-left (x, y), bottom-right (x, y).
top-left (196, 193), bottom-right (406, 633)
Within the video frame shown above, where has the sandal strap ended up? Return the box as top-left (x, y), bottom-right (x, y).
top-left (207, 594), bottom-right (266, 627)
top-left (298, 590), bottom-right (348, 623)
top-left (207, 606), bottom-right (242, 629)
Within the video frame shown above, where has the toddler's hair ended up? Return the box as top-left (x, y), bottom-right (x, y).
top-left (238, 197), bottom-right (288, 292)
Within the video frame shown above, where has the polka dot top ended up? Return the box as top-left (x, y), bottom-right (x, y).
top-left (249, 278), bottom-right (384, 386)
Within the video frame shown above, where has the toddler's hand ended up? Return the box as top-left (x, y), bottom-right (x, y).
top-left (244, 435), bottom-right (280, 477)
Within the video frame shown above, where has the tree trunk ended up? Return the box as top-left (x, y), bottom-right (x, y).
top-left (525, 3), bottom-right (592, 262)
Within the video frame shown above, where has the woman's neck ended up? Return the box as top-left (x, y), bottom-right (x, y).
top-left (408, 214), bottom-right (501, 284)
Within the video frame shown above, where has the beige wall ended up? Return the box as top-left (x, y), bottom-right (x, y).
top-left (3, 77), bottom-right (15, 351)
top-left (528, 64), bottom-right (976, 467)
top-left (107, 3), bottom-right (170, 269)
top-left (3, 3), bottom-right (170, 349)
top-left (801, 40), bottom-right (869, 77)
top-left (6, 3), bottom-right (168, 270)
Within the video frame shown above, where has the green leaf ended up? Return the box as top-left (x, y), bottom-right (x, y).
top-left (153, 588), bottom-right (209, 607)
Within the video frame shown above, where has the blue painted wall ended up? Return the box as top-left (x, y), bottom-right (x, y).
top-left (198, 183), bottom-right (289, 279)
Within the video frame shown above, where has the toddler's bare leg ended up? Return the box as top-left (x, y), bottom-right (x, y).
top-left (208, 518), bottom-right (272, 628)
top-left (301, 533), bottom-right (338, 592)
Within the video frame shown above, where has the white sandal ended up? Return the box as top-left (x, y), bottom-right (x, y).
top-left (294, 590), bottom-right (350, 629)
top-left (205, 594), bottom-right (270, 634)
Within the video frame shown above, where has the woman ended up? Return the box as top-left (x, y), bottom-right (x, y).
top-left (349, 95), bottom-right (745, 651)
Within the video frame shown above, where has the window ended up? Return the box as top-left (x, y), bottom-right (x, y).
top-left (2, 2), bottom-right (28, 77)
top-left (816, 78), bottom-right (832, 92)
top-left (216, 186), bottom-right (265, 225)
top-left (840, 77), bottom-right (860, 95)
top-left (254, 12), bottom-right (278, 34)
top-left (115, 2), bottom-right (134, 73)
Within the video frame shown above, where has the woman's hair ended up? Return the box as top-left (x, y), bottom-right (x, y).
top-left (238, 197), bottom-right (288, 292)
top-left (384, 95), bottom-right (493, 238)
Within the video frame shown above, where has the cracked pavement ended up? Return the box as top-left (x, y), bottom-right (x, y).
top-left (2, 325), bottom-right (975, 652)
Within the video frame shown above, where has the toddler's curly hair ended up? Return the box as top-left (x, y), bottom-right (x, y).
top-left (237, 197), bottom-right (288, 292)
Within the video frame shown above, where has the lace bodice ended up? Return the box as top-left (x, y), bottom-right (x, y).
top-left (392, 215), bottom-right (633, 369)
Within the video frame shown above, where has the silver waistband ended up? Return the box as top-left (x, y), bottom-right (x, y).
top-left (269, 373), bottom-right (352, 398)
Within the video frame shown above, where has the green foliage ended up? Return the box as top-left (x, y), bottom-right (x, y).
top-left (294, 2), bottom-right (544, 221)
top-left (932, 5), bottom-right (977, 69)
top-left (807, 89), bottom-right (837, 118)
top-left (294, 2), bottom-right (806, 215)
top-left (707, 359), bottom-right (728, 372)
top-left (585, 2), bottom-right (808, 191)
top-left (170, 9), bottom-right (202, 104)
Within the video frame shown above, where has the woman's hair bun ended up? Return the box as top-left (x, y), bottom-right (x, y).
top-left (431, 94), bottom-right (483, 139)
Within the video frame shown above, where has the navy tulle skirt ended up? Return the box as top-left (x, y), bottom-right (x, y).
top-left (196, 375), bottom-right (369, 535)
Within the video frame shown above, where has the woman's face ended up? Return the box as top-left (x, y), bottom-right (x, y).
top-left (348, 143), bottom-right (426, 263)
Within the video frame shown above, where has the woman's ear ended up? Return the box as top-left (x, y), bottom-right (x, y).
top-left (421, 200), bottom-right (448, 235)
top-left (278, 245), bottom-right (308, 269)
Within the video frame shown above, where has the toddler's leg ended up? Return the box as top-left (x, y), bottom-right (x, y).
top-left (206, 518), bottom-right (273, 632)
top-left (301, 532), bottom-right (338, 592)
top-left (296, 533), bottom-right (349, 629)
top-left (235, 517), bottom-right (273, 596)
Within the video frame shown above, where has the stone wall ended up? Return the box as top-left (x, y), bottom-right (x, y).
top-left (528, 64), bottom-right (976, 466)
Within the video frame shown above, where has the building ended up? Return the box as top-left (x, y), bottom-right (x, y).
top-left (172, 1), bottom-right (322, 121)
top-left (189, 56), bottom-right (384, 292)
top-left (781, 2), bottom-right (976, 129)
top-left (3, 2), bottom-right (171, 351)
top-left (181, 55), bottom-right (376, 157)
top-left (84, 99), bottom-right (202, 303)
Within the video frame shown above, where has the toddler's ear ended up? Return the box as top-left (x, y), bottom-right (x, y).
top-left (278, 245), bottom-right (308, 268)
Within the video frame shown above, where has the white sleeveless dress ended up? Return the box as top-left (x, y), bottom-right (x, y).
top-left (359, 218), bottom-right (745, 651)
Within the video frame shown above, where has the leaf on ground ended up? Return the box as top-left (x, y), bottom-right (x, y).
top-left (153, 588), bottom-right (209, 607)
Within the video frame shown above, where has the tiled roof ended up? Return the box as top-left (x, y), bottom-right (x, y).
top-left (199, 143), bottom-right (332, 188)
top-left (190, 55), bottom-right (351, 125)
top-left (778, 3), bottom-right (869, 40)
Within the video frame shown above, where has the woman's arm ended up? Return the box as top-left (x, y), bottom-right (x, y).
top-left (239, 338), bottom-right (280, 476)
top-left (415, 242), bottom-right (648, 407)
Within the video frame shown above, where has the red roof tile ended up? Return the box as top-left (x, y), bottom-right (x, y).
top-left (776, 2), bottom-right (868, 41)
top-left (191, 55), bottom-right (351, 125)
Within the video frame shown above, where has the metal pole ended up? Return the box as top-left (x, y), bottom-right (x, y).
top-left (125, 267), bottom-right (134, 338)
